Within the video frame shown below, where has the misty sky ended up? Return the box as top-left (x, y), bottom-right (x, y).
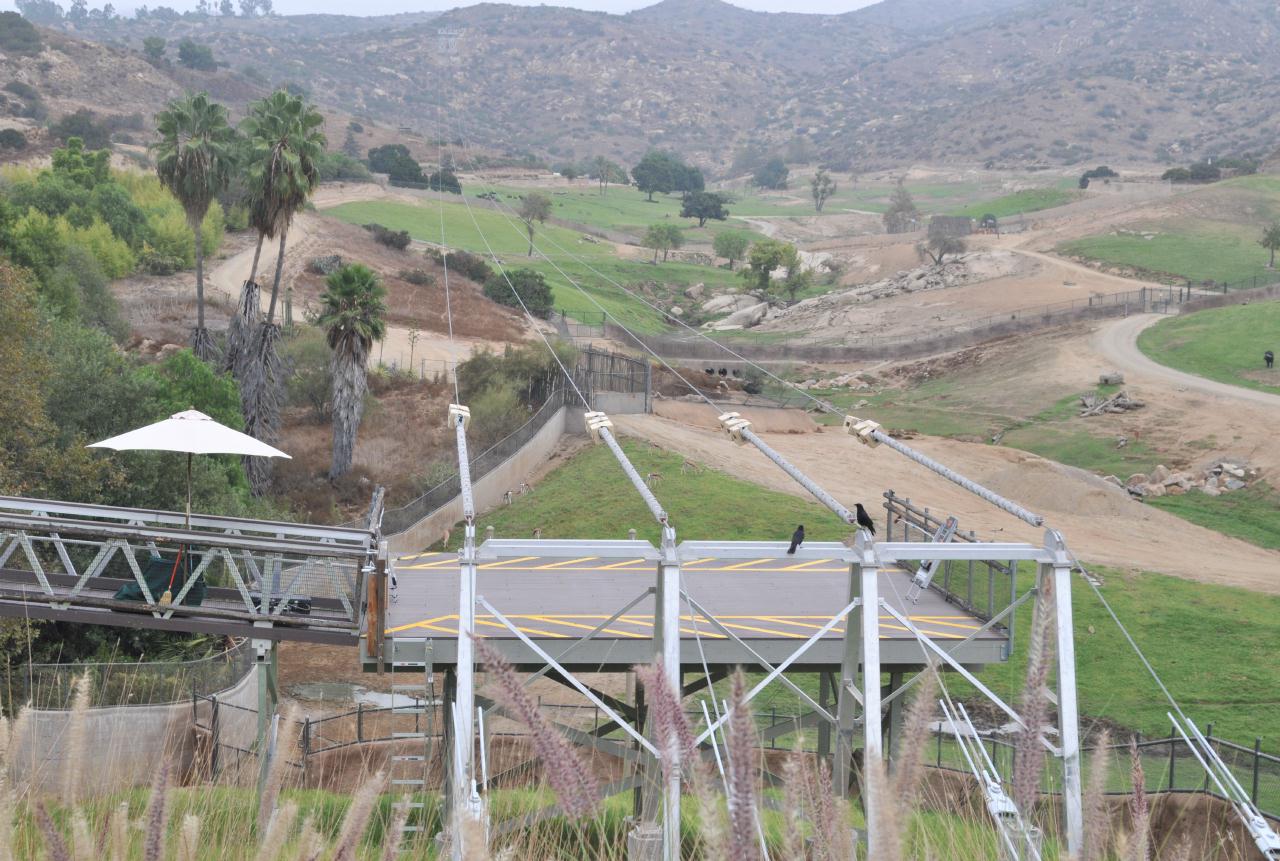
top-left (16, 0), bottom-right (885, 17)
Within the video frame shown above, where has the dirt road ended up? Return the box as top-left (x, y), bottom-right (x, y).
top-left (1094, 314), bottom-right (1280, 409)
top-left (613, 413), bottom-right (1280, 594)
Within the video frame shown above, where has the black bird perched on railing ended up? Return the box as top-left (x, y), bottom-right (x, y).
top-left (854, 503), bottom-right (876, 536)
top-left (787, 524), bottom-right (805, 554)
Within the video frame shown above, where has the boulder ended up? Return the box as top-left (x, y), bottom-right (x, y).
top-left (1150, 464), bottom-right (1170, 484)
top-left (1099, 371), bottom-right (1125, 385)
top-left (1204, 476), bottom-right (1219, 491)
top-left (156, 343), bottom-right (183, 361)
top-left (670, 306), bottom-right (684, 317)
top-left (685, 282), bottom-right (706, 300)
top-left (701, 294), bottom-right (755, 314)
top-left (1144, 483), bottom-right (1166, 498)
top-left (1126, 473), bottom-right (1148, 487)
top-left (713, 301), bottom-right (770, 330)
top-left (1225, 478), bottom-right (1247, 491)
top-left (1222, 464), bottom-right (1246, 479)
top-left (1200, 484), bottom-right (1221, 497)
top-left (1103, 475), bottom-right (1123, 487)
top-left (1166, 485), bottom-right (1186, 495)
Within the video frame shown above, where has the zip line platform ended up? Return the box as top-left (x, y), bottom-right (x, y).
top-left (369, 537), bottom-right (1013, 674)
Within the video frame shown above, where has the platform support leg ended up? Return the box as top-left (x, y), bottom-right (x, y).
top-left (833, 561), bottom-right (862, 798)
top-left (441, 667), bottom-right (457, 818)
top-left (860, 557), bottom-right (883, 849)
top-left (818, 672), bottom-right (832, 765)
top-left (637, 526), bottom-right (681, 861)
top-left (1045, 531), bottom-right (1083, 856)
top-left (451, 522), bottom-right (479, 861)
top-left (252, 637), bottom-right (278, 798)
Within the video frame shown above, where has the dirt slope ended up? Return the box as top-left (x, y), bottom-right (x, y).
top-left (613, 413), bottom-right (1280, 593)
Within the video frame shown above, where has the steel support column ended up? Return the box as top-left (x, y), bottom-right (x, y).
top-left (1045, 530), bottom-right (1083, 855)
top-left (252, 635), bottom-right (278, 796)
top-left (639, 526), bottom-right (681, 861)
top-left (451, 521), bottom-right (479, 858)
top-left (833, 555), bottom-right (863, 798)
top-left (859, 548), bottom-right (883, 845)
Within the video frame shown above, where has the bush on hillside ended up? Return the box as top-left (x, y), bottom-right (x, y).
top-left (0, 129), bottom-right (29, 151)
top-left (48, 109), bottom-right (111, 149)
top-left (0, 11), bottom-right (42, 55)
top-left (316, 151), bottom-right (373, 183)
top-left (482, 268), bottom-right (553, 319)
top-left (177, 39), bottom-right (216, 71)
top-left (363, 222), bottom-right (411, 251)
top-left (398, 267), bottom-right (435, 286)
top-left (424, 246), bottom-right (493, 283)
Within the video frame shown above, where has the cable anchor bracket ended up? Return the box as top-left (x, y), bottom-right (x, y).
top-left (584, 411), bottom-right (614, 443)
top-left (718, 412), bottom-right (752, 445)
top-left (844, 415), bottom-right (882, 448)
top-left (448, 403), bottom-right (471, 429)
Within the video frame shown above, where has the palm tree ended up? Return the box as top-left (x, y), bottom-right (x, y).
top-left (152, 92), bottom-right (236, 362)
top-left (235, 91), bottom-right (325, 493)
top-left (317, 264), bottom-right (387, 479)
top-left (239, 90), bottom-right (326, 325)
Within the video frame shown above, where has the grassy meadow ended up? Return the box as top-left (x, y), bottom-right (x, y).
top-left (1137, 301), bottom-right (1280, 396)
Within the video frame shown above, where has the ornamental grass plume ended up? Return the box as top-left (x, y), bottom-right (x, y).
top-left (381, 796), bottom-right (413, 861)
top-left (69, 811), bottom-right (93, 861)
top-left (1082, 729), bottom-right (1113, 861)
top-left (474, 635), bottom-right (600, 819)
top-left (105, 801), bottom-right (129, 861)
top-left (258, 703), bottom-right (302, 831)
top-left (780, 748), bottom-right (855, 861)
top-left (254, 800), bottom-right (299, 861)
top-left (1013, 583), bottom-right (1056, 816)
top-left (34, 800), bottom-right (70, 861)
top-left (1126, 739), bottom-right (1150, 861)
top-left (890, 665), bottom-right (939, 808)
top-left (62, 672), bottom-right (92, 805)
top-left (724, 670), bottom-right (762, 861)
top-left (292, 815), bottom-right (324, 861)
top-left (142, 759), bottom-right (171, 861)
top-left (633, 661), bottom-right (696, 778)
top-left (332, 769), bottom-right (385, 861)
top-left (175, 813), bottom-right (201, 861)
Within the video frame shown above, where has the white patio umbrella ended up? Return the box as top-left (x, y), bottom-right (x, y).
top-left (88, 409), bottom-right (290, 604)
top-left (89, 408), bottom-right (291, 524)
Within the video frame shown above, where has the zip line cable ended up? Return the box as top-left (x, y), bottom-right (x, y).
top-left (439, 113), bottom-right (669, 526)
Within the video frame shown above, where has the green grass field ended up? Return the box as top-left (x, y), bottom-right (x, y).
top-left (951, 188), bottom-right (1080, 219)
top-left (1058, 220), bottom-right (1278, 284)
top-left (1137, 301), bottom-right (1280, 395)
top-left (323, 198), bottom-right (751, 333)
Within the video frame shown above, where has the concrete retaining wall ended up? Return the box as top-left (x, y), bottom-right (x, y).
top-left (387, 407), bottom-right (573, 556)
top-left (592, 391), bottom-right (649, 415)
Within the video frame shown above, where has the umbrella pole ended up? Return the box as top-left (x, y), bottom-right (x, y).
top-left (161, 452), bottom-right (193, 608)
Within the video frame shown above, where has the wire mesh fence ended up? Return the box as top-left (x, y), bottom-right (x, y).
top-left (7, 638), bottom-right (254, 710)
top-left (381, 391), bottom-right (568, 535)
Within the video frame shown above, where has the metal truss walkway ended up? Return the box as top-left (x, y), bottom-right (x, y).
top-left (0, 494), bottom-right (385, 644)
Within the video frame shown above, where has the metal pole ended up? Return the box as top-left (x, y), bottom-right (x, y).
top-left (253, 636), bottom-right (278, 798)
top-left (1045, 530), bottom-right (1083, 856)
top-left (452, 411), bottom-right (481, 859)
top-left (861, 547), bottom-right (883, 848)
top-left (659, 526), bottom-right (681, 861)
top-left (833, 554), bottom-right (863, 798)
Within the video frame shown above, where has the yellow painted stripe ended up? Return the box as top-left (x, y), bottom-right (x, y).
top-left (684, 615), bottom-right (807, 639)
top-left (401, 557), bottom-right (460, 570)
top-left (598, 558), bottom-right (648, 570)
top-left (534, 556), bottom-right (598, 570)
top-left (780, 558), bottom-right (833, 571)
top-left (472, 618), bottom-right (569, 639)
top-left (523, 615), bottom-right (648, 639)
top-left (385, 614), bottom-right (454, 634)
top-left (718, 558), bottom-right (773, 571)
top-left (681, 557), bottom-right (715, 568)
top-left (478, 555), bottom-right (539, 569)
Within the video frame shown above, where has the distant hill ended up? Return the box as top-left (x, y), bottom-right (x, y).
top-left (23, 0), bottom-right (1280, 173)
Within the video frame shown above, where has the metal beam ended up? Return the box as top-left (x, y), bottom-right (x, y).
top-left (477, 539), bottom-right (659, 561)
top-left (860, 541), bottom-right (883, 845)
top-left (1046, 530), bottom-right (1083, 856)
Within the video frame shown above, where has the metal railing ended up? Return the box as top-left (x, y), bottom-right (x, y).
top-left (882, 491), bottom-right (1018, 631)
top-left (928, 725), bottom-right (1280, 824)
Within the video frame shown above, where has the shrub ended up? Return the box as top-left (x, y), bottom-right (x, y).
top-left (316, 151), bottom-right (373, 183)
top-left (48, 109), bottom-right (111, 149)
top-left (308, 255), bottom-right (343, 275)
top-left (482, 268), bottom-right (553, 318)
top-left (0, 11), bottom-right (41, 55)
top-left (424, 247), bottom-right (492, 283)
top-left (176, 39), bottom-right (216, 71)
top-left (363, 222), bottom-right (411, 251)
top-left (0, 129), bottom-right (27, 151)
top-left (57, 218), bottom-right (135, 279)
top-left (282, 328), bottom-right (332, 422)
top-left (138, 244), bottom-right (184, 275)
top-left (399, 267), bottom-right (435, 286)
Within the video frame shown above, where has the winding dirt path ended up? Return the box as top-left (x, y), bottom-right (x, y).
top-left (1093, 314), bottom-right (1280, 409)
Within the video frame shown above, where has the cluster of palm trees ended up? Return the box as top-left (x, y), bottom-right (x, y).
top-left (153, 89), bottom-right (385, 488)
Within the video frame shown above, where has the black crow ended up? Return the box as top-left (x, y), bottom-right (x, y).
top-left (854, 503), bottom-right (876, 535)
top-left (787, 524), bottom-right (805, 554)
